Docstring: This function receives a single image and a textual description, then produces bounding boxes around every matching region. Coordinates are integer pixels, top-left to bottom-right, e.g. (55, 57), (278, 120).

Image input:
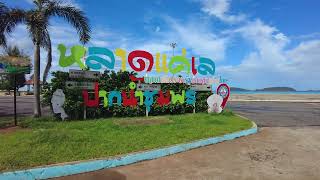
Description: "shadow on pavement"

(52, 169), (126, 180)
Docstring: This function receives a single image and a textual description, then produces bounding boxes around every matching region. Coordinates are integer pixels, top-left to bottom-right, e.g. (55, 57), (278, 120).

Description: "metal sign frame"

(69, 69), (100, 79)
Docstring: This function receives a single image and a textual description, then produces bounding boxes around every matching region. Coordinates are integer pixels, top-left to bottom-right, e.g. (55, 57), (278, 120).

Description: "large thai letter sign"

(57, 44), (215, 75)
(56, 44), (230, 115)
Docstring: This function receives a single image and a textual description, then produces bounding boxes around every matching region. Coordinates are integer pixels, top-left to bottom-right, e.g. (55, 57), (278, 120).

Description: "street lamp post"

(170, 42), (177, 56)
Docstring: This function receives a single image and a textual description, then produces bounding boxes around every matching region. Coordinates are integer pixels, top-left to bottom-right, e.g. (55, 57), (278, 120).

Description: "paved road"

(227, 101), (320, 127)
(1, 96), (320, 127)
(55, 127), (320, 180)
(0, 96), (35, 117)
(0, 96), (50, 118)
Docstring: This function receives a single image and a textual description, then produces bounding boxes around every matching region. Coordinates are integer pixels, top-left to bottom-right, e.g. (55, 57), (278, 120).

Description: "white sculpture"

(51, 89), (68, 120)
(207, 94), (223, 114)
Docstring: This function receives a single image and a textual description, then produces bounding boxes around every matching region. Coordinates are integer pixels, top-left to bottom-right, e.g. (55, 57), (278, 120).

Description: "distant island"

(231, 87), (297, 92)
(256, 87), (296, 92)
(230, 87), (251, 91)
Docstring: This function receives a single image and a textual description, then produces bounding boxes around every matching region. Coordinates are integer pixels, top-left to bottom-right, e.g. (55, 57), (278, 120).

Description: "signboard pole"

(84, 105), (87, 120)
(146, 107), (148, 117)
(193, 103), (196, 114)
(13, 74), (17, 126)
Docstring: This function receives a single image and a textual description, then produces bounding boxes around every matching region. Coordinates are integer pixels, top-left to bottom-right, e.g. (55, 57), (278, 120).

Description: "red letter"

(122, 90), (138, 107)
(129, 75), (145, 83)
(192, 57), (197, 75)
(82, 82), (99, 107)
(128, 50), (154, 72)
(157, 90), (171, 106)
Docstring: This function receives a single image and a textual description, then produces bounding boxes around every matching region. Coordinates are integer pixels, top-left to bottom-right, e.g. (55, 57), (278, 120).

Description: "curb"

(0, 121), (258, 180)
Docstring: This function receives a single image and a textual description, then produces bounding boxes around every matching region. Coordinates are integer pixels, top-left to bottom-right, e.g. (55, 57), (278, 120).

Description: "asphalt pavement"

(0, 96), (35, 117)
(227, 101), (320, 127)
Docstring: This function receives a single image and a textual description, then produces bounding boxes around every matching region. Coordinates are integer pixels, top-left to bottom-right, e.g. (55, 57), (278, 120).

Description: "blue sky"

(2, 0), (320, 90)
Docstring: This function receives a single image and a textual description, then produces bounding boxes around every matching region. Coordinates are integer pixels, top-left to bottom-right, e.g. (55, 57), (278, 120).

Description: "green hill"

(255, 87), (296, 92)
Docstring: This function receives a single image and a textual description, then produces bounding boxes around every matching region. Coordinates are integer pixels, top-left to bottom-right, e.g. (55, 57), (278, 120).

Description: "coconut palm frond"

(0, 7), (26, 47)
(46, 1), (91, 44)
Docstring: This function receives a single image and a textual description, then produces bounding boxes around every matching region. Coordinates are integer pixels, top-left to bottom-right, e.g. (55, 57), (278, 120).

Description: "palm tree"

(0, 0), (91, 117)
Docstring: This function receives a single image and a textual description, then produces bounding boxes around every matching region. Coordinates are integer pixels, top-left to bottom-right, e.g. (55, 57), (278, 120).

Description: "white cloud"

(292, 32), (320, 41)
(199, 0), (245, 23)
(168, 18), (227, 60)
(155, 26), (161, 32)
(195, 0), (320, 90)
(229, 19), (289, 65)
(217, 19), (320, 90)
(287, 40), (320, 73)
(133, 16), (228, 61)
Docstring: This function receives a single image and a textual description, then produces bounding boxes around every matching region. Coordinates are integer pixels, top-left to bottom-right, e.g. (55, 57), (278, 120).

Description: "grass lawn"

(0, 112), (252, 172)
(0, 116), (15, 129)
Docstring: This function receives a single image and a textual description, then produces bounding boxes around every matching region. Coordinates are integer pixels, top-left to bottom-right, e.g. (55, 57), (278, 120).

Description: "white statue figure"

(51, 89), (68, 120)
(207, 94), (223, 114)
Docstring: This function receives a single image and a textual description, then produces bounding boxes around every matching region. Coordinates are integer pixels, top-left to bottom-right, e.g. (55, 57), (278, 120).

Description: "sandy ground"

(230, 94), (320, 102)
(55, 127), (320, 180)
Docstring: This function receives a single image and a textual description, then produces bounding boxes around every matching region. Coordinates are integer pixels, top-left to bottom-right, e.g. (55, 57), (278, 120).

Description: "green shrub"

(42, 71), (211, 120)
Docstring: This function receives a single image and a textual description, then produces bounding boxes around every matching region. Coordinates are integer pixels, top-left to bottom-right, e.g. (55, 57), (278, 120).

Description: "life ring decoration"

(216, 83), (230, 109)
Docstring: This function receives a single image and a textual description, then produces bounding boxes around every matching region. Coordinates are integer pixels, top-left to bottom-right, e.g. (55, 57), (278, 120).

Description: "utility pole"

(170, 42), (177, 56)
(13, 74), (17, 126)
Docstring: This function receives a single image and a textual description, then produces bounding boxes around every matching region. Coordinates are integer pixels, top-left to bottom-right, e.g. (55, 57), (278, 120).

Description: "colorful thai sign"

(82, 81), (196, 112)
(58, 44), (215, 75)
(56, 44), (230, 116)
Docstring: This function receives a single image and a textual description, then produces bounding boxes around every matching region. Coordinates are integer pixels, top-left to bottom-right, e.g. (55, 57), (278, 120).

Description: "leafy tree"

(0, 73), (26, 93)
(0, 0), (91, 117)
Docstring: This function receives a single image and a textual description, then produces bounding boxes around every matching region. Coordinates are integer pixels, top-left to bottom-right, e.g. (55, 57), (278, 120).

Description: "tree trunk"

(33, 42), (41, 117)
(43, 43), (52, 83)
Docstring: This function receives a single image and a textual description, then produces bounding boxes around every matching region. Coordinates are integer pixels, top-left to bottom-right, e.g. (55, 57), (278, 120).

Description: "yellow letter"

(115, 48), (127, 71)
(182, 48), (186, 57)
(162, 54), (169, 73)
(155, 53), (161, 73)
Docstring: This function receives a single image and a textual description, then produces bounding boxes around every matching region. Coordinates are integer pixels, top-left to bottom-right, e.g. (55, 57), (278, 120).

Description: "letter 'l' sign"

(86, 47), (115, 70)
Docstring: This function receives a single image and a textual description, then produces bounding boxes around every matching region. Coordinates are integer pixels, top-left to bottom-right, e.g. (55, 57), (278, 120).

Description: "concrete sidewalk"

(55, 127), (320, 180)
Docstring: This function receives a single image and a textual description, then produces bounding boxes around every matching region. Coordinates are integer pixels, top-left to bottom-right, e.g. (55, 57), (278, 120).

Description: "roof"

(0, 56), (31, 67)
(25, 76), (43, 85)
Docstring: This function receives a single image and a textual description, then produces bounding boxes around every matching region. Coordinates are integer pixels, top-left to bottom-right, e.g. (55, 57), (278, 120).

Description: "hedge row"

(42, 71), (211, 120)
